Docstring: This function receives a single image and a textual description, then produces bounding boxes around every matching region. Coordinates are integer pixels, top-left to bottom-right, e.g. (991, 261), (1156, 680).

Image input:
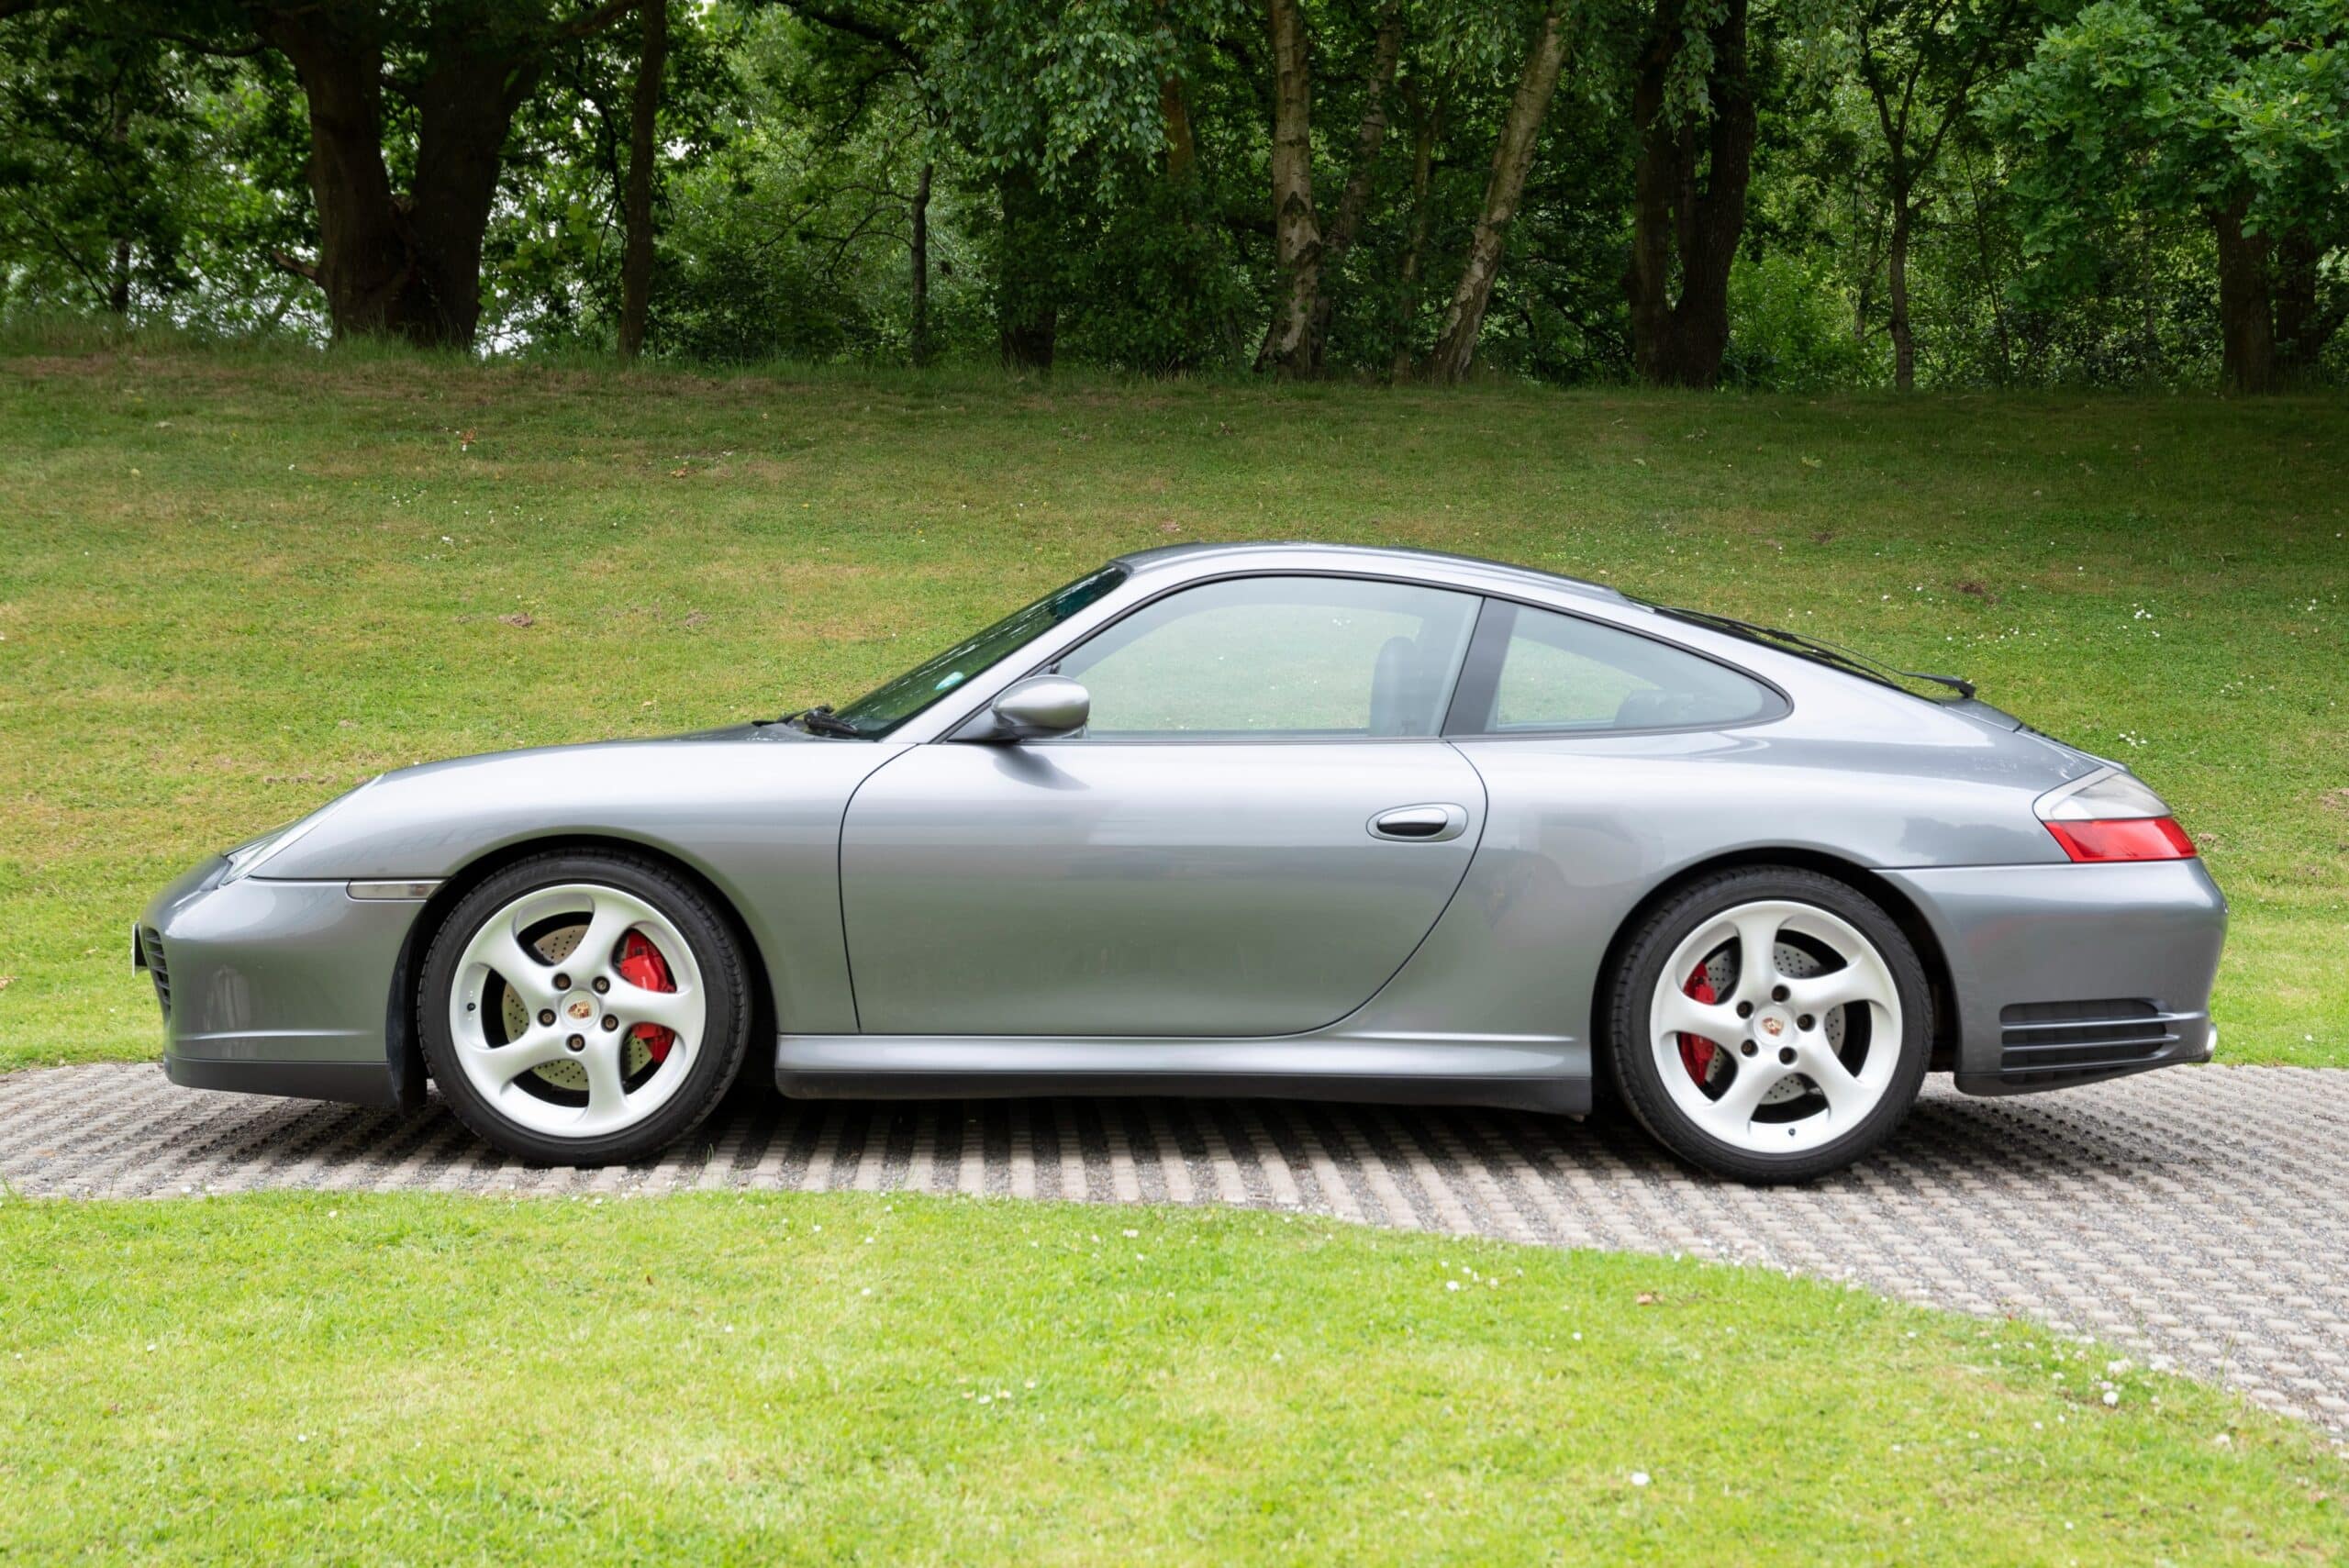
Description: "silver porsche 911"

(137, 543), (2224, 1181)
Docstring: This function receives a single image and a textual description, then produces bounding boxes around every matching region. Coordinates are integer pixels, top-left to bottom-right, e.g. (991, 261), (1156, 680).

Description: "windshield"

(827, 564), (1129, 736)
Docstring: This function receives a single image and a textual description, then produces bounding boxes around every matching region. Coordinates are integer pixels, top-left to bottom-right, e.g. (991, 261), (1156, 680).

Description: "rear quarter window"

(1459, 602), (1780, 734)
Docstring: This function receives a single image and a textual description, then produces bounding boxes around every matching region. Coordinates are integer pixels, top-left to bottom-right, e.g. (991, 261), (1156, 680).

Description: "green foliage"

(1057, 180), (1252, 373)
(0, 15), (308, 330)
(1720, 251), (1873, 389)
(1990, 0), (2349, 266)
(0, 0), (2341, 383)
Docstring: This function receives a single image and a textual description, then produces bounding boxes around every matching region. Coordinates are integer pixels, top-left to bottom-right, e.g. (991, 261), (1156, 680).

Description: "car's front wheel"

(418, 851), (752, 1164)
(1606, 867), (1932, 1183)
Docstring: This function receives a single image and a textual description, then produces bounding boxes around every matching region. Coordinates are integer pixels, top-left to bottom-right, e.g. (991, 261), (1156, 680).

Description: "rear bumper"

(138, 859), (421, 1107)
(1880, 859), (2225, 1097)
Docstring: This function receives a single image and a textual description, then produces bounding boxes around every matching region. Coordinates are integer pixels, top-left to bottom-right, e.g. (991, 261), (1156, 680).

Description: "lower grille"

(139, 927), (171, 1021)
(1998, 998), (2179, 1080)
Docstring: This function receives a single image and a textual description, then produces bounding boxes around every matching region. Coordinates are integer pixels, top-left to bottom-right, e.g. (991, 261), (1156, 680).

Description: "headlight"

(219, 777), (379, 884)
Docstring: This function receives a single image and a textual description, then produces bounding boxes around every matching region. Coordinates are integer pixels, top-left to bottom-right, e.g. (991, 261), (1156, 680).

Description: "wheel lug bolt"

(538, 1008), (556, 1027)
(1740, 1040), (1757, 1057)
(1735, 1002), (1753, 1018)
(1771, 984), (1790, 1003)
(553, 973), (571, 991)
(566, 1034), (585, 1051)
(602, 1015), (619, 1032)
(1778, 1046), (1797, 1065)
(593, 976), (610, 994)
(1797, 1014), (1815, 1031)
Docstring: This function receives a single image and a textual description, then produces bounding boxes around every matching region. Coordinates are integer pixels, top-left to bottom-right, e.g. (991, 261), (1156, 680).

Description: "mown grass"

(0, 343), (2343, 1068)
(1, 1190), (2343, 1564)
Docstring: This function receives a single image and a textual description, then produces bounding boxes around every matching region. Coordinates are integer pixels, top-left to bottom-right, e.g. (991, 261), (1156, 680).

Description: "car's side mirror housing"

(980, 674), (1090, 740)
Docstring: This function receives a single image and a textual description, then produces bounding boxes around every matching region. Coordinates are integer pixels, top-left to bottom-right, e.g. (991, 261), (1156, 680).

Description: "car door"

(840, 574), (1490, 1038)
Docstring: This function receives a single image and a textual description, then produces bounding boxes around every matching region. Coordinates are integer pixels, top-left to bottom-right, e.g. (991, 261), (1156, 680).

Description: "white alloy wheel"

(445, 882), (709, 1140)
(1645, 898), (1903, 1155)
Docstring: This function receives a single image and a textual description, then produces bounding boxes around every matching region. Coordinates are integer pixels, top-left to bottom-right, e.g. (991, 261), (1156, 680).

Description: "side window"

(1054, 575), (1479, 739)
(1462, 603), (1778, 733)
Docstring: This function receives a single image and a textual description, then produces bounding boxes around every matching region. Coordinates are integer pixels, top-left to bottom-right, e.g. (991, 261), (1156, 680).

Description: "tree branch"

(559, 0), (642, 40)
(783, 1), (922, 70)
(270, 249), (322, 285)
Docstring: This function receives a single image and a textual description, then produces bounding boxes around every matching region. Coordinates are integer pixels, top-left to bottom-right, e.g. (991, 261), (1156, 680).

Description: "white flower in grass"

(1630, 1472), (1651, 1487)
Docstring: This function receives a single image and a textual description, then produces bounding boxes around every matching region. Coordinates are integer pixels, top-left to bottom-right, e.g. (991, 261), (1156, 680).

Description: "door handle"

(1369, 804), (1468, 843)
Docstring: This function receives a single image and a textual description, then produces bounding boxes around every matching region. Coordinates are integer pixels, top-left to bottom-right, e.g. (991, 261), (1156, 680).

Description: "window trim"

(1439, 596), (1792, 740)
(927, 568), (1794, 747)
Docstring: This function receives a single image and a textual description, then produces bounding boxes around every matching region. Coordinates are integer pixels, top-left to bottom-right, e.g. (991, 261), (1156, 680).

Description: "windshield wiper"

(779, 704), (866, 738)
(1661, 606), (1976, 699)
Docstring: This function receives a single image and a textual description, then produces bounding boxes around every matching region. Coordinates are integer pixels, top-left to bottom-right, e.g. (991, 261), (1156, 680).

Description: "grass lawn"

(0, 343), (2343, 1068)
(0, 1190), (2342, 1563)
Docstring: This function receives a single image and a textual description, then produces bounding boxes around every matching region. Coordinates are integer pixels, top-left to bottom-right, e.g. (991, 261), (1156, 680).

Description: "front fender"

(259, 730), (907, 1035)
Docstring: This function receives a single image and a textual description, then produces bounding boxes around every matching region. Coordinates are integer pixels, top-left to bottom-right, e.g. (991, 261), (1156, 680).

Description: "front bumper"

(137, 857), (426, 1106)
(1881, 859), (2226, 1097)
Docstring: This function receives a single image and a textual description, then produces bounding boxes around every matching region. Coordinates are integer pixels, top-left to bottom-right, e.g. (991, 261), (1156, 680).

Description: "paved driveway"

(6, 1061), (2345, 1440)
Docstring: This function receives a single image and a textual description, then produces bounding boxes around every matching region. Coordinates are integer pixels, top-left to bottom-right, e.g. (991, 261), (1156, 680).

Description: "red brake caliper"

(1677, 962), (1719, 1085)
(618, 930), (677, 1062)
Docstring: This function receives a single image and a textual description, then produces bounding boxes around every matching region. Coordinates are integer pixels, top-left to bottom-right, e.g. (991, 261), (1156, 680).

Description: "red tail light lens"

(2045, 816), (2197, 862)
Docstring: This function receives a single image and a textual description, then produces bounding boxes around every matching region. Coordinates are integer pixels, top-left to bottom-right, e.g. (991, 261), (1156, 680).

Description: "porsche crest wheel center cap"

(1756, 1010), (1794, 1041)
(563, 995), (597, 1024)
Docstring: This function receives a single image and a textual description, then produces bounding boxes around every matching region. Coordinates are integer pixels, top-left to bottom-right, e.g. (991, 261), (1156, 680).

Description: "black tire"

(418, 850), (753, 1164)
(1604, 866), (1932, 1184)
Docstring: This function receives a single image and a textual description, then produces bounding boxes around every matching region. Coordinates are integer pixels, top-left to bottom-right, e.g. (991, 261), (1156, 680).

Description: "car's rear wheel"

(419, 851), (751, 1164)
(1606, 867), (1931, 1183)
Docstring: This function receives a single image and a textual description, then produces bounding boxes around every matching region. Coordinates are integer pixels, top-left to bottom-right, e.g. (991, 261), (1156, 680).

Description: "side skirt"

(774, 1034), (1590, 1117)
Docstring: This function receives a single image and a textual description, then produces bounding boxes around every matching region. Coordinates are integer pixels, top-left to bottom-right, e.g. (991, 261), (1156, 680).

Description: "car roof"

(1109, 540), (1629, 605)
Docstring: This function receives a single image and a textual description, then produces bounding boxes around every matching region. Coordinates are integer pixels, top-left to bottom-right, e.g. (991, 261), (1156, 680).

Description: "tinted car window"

(1464, 602), (1777, 733)
(1054, 575), (1479, 739)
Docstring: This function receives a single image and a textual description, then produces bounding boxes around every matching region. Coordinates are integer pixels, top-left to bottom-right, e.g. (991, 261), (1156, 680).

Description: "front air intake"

(139, 927), (171, 1021)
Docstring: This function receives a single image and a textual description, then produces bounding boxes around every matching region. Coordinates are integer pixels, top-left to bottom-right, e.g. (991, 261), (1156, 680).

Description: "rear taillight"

(2044, 816), (2196, 862)
(2035, 768), (2197, 862)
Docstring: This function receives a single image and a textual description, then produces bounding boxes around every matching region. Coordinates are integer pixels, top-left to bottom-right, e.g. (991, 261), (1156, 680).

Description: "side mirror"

(986, 674), (1090, 740)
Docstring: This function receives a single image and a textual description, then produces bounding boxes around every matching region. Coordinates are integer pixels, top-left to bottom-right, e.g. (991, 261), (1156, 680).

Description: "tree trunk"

(259, 12), (543, 349)
(2274, 230), (2344, 383)
(1389, 84), (1436, 379)
(1161, 73), (1197, 183)
(2211, 201), (2277, 395)
(407, 35), (538, 349)
(909, 160), (933, 367)
(261, 15), (414, 340)
(109, 237), (132, 318)
(1322, 1), (1401, 264)
(106, 101), (132, 318)
(996, 171), (1059, 370)
(1887, 197), (1914, 391)
(1255, 0), (1322, 375)
(1427, 6), (1571, 384)
(1624, 0), (1756, 388)
(618, 0), (666, 360)
(1302, 0), (1404, 369)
